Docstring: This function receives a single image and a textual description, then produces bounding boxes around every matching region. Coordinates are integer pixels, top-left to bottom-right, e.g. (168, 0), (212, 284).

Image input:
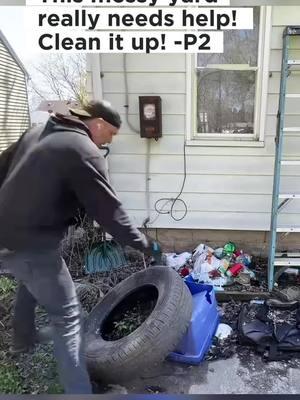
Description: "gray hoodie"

(0, 114), (148, 252)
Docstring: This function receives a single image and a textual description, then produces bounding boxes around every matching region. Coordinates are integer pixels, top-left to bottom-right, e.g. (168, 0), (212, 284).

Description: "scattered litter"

(179, 267), (190, 277)
(217, 258), (230, 275)
(164, 252), (192, 271)
(250, 299), (265, 305)
(214, 248), (224, 259)
(267, 307), (299, 325)
(235, 272), (251, 286)
(223, 242), (236, 256)
(194, 254), (220, 275)
(274, 286), (300, 302)
(215, 323), (233, 340)
(192, 243), (214, 261)
(191, 273), (229, 291)
(145, 385), (166, 394)
(217, 305), (225, 317)
(226, 263), (244, 277)
(236, 253), (252, 267)
(205, 335), (237, 361)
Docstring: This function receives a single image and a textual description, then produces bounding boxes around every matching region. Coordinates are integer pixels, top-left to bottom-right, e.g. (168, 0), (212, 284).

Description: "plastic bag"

(164, 252), (191, 271)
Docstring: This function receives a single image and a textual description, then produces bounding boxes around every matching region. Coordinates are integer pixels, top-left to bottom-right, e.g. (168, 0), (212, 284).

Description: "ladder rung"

(281, 160), (300, 165)
(283, 127), (300, 132)
(276, 252), (300, 257)
(285, 94), (300, 98)
(274, 258), (300, 266)
(279, 194), (300, 199)
(286, 26), (300, 36)
(288, 60), (300, 65)
(277, 226), (300, 232)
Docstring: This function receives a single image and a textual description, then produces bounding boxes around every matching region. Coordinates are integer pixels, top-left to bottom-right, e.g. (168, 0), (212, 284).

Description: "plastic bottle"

(218, 258), (230, 275)
(236, 253), (252, 267)
(214, 247), (224, 259)
(223, 242), (236, 257)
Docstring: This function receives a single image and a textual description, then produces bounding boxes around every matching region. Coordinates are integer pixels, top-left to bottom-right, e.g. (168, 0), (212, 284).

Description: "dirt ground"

(1, 253), (300, 394)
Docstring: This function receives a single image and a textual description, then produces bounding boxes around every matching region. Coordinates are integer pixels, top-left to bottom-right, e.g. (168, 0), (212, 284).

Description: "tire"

(84, 266), (193, 382)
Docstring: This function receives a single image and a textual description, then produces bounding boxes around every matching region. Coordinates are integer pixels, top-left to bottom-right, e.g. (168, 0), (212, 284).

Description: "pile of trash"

(162, 242), (257, 291)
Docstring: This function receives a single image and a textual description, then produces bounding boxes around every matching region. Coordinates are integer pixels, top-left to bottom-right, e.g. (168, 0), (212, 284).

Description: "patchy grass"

(0, 345), (63, 394)
(0, 360), (23, 394)
(0, 276), (62, 394)
(16, 345), (63, 394)
(0, 277), (16, 300)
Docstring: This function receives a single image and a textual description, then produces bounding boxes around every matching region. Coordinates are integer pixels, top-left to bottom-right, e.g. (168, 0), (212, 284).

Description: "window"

(191, 6), (271, 144)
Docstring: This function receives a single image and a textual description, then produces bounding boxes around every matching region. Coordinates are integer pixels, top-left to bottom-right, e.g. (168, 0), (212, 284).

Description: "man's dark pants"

(0, 249), (92, 394)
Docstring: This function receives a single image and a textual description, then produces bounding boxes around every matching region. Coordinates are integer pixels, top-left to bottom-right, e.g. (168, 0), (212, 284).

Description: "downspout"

(90, 54), (103, 101)
(123, 54), (151, 229)
(90, 53), (108, 233)
(89, 54), (108, 176)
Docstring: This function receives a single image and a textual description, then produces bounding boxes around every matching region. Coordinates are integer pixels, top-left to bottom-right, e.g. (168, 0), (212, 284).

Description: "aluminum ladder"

(268, 26), (300, 291)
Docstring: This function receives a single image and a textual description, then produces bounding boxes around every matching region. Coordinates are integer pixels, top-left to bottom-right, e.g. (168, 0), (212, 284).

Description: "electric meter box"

(139, 96), (162, 140)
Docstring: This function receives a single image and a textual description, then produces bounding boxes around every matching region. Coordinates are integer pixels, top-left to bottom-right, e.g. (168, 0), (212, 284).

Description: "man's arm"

(68, 153), (150, 253)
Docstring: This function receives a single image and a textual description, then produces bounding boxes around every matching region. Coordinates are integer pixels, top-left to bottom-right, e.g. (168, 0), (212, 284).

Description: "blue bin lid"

(184, 276), (213, 304)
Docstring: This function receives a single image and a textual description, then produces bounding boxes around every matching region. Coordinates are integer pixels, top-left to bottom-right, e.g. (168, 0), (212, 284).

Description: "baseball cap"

(69, 100), (122, 129)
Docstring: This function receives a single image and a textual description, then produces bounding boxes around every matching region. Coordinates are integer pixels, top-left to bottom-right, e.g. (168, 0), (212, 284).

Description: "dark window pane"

(197, 70), (256, 134)
(197, 7), (260, 67)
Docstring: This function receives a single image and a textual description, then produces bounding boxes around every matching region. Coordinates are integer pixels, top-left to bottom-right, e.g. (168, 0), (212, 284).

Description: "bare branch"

(28, 54), (87, 109)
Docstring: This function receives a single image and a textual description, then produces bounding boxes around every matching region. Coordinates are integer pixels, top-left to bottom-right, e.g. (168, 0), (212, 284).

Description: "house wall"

(87, 6), (300, 242)
(0, 38), (30, 152)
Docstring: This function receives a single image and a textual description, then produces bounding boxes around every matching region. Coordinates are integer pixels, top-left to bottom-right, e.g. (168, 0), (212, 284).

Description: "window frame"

(186, 6), (272, 147)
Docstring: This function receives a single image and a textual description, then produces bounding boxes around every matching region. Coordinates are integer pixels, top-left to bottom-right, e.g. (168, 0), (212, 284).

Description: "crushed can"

(226, 263), (244, 277)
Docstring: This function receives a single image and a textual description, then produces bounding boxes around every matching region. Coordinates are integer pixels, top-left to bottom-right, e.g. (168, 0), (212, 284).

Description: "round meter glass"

(143, 103), (156, 120)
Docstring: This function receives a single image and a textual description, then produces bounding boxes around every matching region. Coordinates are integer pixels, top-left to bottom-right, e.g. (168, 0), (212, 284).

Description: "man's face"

(86, 118), (119, 146)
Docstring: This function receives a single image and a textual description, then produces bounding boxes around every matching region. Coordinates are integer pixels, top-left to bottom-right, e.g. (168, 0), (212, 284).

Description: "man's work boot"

(9, 342), (35, 356)
(10, 325), (54, 355)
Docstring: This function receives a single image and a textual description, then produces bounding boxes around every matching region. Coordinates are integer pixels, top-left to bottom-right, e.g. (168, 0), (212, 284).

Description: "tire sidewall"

(84, 266), (180, 359)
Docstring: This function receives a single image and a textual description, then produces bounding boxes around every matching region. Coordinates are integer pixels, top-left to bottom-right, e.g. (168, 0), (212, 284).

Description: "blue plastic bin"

(168, 276), (219, 364)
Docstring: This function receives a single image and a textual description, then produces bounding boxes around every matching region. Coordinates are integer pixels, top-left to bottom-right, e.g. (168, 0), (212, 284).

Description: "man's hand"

(145, 239), (162, 265)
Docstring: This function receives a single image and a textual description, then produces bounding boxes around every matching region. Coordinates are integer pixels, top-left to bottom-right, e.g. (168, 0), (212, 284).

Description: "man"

(0, 101), (157, 394)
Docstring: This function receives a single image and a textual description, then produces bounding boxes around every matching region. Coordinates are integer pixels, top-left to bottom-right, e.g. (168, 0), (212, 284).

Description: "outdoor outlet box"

(139, 96), (162, 140)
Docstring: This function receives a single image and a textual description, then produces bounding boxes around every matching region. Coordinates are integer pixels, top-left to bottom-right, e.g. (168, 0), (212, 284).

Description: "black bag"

(0, 130), (27, 189)
(238, 302), (300, 361)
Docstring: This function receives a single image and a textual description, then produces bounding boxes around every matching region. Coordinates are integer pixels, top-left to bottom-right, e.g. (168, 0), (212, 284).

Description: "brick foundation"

(142, 228), (300, 257)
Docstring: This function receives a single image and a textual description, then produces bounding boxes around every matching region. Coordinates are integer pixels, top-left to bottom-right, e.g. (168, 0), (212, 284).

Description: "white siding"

(88, 5), (300, 231)
(0, 38), (30, 151)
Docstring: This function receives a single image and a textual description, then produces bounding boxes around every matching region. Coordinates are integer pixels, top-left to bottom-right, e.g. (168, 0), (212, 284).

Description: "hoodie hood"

(45, 113), (92, 139)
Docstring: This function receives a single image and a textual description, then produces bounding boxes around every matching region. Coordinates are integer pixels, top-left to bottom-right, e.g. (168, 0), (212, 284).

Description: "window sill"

(186, 139), (265, 148)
